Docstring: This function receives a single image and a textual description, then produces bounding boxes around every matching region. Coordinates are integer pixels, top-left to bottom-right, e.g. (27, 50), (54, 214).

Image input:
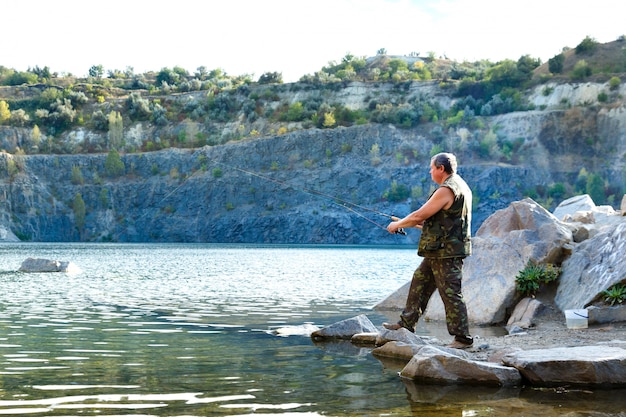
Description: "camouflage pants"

(400, 257), (471, 342)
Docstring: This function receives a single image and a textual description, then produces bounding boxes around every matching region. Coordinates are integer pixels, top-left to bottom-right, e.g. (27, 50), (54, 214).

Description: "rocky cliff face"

(0, 81), (625, 244)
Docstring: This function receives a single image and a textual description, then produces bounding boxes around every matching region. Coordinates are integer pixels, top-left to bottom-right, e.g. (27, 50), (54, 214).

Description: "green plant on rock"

(515, 260), (561, 297)
(602, 283), (626, 306)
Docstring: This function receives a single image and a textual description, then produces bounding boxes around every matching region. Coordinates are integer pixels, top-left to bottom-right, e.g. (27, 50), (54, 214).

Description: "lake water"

(0, 243), (625, 416)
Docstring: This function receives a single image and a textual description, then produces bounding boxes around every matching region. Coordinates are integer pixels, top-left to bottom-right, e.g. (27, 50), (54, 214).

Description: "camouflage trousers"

(399, 257), (471, 342)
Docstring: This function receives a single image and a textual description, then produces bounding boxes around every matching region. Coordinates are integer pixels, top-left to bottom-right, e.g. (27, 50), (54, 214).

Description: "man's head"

(431, 152), (457, 174)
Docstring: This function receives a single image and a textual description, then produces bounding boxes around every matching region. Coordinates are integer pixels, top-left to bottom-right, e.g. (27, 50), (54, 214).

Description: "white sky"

(3, 0), (624, 82)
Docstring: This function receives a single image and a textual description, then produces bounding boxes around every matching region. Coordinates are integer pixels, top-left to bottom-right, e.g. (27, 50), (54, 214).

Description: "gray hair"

(431, 152), (457, 174)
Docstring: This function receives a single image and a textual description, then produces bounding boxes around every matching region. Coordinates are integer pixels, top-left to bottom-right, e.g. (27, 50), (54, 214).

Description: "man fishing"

(383, 152), (473, 349)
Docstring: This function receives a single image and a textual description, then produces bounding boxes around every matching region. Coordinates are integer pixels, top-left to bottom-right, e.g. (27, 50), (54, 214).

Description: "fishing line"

(212, 160), (406, 235)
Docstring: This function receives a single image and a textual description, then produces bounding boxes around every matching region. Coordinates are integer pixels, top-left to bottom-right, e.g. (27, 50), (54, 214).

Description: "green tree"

(71, 165), (85, 185)
(572, 60), (592, 80)
(0, 100), (10, 124)
(322, 112), (336, 128)
(156, 67), (180, 86)
(107, 111), (123, 149)
(258, 72), (283, 84)
(31, 125), (41, 150)
(575, 36), (598, 54)
(284, 102), (305, 121)
(586, 173), (605, 204)
(384, 180), (410, 202)
(73, 193), (86, 235)
(104, 149), (125, 178)
(548, 53), (565, 74)
(89, 65), (104, 78)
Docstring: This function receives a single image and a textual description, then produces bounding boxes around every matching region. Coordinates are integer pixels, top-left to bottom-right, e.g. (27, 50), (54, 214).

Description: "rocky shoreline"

(309, 308), (626, 388)
(308, 194), (626, 388)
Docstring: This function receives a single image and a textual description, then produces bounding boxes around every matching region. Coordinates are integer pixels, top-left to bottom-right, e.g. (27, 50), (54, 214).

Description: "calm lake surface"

(0, 243), (625, 417)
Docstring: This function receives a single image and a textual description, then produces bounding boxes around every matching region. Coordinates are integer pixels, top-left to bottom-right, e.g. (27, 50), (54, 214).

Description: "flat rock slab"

(502, 345), (626, 386)
(401, 345), (522, 387)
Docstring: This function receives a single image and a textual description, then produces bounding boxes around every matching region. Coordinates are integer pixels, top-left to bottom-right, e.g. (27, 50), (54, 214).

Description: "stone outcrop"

(18, 257), (81, 273)
(555, 221), (626, 310)
(0, 126), (549, 245)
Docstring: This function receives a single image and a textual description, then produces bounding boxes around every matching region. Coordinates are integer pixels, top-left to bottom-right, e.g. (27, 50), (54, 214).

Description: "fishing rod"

(213, 160), (406, 235)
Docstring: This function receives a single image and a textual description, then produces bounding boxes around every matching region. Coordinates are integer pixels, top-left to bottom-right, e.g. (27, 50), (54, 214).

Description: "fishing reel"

(389, 216), (406, 235)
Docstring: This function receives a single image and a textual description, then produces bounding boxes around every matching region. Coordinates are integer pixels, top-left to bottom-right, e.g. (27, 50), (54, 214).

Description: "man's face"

(429, 162), (445, 184)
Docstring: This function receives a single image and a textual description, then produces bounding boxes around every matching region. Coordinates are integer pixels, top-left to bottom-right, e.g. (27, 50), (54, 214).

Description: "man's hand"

(387, 221), (401, 234)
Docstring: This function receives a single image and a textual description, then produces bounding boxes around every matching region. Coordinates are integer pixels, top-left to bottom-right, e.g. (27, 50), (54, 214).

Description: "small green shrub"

(515, 261), (561, 297)
(602, 283), (626, 306)
(383, 180), (410, 202)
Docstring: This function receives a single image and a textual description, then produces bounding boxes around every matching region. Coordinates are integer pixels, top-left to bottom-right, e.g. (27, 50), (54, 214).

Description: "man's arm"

(387, 187), (453, 233)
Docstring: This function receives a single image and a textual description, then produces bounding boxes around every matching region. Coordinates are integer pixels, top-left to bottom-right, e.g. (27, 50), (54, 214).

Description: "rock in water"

(18, 257), (81, 273)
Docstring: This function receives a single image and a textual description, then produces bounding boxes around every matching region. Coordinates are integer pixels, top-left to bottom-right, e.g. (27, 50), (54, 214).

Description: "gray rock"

(0, 225), (20, 242)
(376, 199), (574, 325)
(553, 194), (596, 221)
(376, 327), (429, 347)
(587, 305), (626, 325)
(400, 345), (522, 387)
(428, 199), (571, 324)
(555, 222), (626, 310)
(475, 198), (573, 265)
(351, 332), (378, 345)
(18, 257), (80, 273)
(502, 345), (626, 386)
(507, 298), (545, 330)
(372, 341), (425, 361)
(310, 314), (377, 340)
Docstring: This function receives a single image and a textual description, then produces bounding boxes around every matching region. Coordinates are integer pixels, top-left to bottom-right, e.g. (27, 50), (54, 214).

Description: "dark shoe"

(446, 340), (473, 350)
(382, 321), (413, 332)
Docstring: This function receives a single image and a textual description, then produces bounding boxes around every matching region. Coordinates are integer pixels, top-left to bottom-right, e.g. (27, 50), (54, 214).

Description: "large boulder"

(555, 222), (626, 310)
(502, 346), (626, 386)
(396, 199), (571, 324)
(474, 198), (572, 265)
(554, 194), (624, 241)
(552, 194), (596, 220)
